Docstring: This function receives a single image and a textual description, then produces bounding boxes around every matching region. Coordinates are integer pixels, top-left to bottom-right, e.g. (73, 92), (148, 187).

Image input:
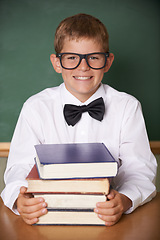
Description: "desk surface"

(0, 193), (160, 240)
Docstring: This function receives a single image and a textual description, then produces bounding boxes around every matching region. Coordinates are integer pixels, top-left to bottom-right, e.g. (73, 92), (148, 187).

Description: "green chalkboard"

(0, 0), (160, 141)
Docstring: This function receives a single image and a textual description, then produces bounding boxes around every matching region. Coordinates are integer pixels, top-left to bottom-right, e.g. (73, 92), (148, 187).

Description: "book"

(34, 193), (106, 210)
(26, 165), (110, 195)
(36, 210), (105, 225)
(34, 142), (117, 179)
(26, 165), (109, 226)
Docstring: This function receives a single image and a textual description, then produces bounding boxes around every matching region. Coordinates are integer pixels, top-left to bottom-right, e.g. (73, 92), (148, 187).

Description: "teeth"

(75, 76), (91, 80)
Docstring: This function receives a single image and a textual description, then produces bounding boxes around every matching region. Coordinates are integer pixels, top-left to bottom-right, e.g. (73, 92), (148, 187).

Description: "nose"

(77, 58), (90, 71)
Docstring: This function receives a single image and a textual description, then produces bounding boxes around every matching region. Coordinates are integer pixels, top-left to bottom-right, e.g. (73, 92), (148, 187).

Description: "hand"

(16, 186), (48, 225)
(94, 189), (132, 226)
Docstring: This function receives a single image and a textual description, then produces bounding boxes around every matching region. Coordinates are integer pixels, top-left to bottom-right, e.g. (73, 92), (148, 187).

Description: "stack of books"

(26, 143), (118, 225)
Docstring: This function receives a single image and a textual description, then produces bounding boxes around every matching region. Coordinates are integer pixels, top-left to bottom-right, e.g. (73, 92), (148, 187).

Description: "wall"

(0, 0), (160, 141)
(0, 158), (7, 194)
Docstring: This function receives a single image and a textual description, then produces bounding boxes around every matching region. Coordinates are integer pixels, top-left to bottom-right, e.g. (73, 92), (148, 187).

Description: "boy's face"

(51, 38), (114, 102)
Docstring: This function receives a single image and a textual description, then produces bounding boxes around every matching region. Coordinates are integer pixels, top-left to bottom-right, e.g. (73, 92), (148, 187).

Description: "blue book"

(34, 143), (118, 180)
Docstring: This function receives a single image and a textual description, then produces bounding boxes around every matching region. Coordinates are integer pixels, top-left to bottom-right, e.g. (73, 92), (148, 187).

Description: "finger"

(96, 198), (117, 209)
(19, 187), (33, 200)
(107, 189), (116, 200)
(22, 201), (47, 214)
(94, 204), (120, 216)
(97, 211), (122, 225)
(20, 186), (28, 194)
(22, 207), (48, 222)
(19, 187), (34, 199)
(105, 219), (119, 227)
(20, 196), (45, 207)
(24, 217), (39, 225)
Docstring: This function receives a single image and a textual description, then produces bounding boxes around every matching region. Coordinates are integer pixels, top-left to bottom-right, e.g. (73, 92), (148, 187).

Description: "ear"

(103, 53), (114, 73)
(50, 54), (62, 73)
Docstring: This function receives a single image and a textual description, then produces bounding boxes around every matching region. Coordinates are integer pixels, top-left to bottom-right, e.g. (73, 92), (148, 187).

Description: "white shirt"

(1, 83), (157, 215)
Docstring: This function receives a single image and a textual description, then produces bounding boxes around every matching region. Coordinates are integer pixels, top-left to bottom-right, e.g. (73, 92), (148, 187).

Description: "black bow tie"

(63, 97), (105, 126)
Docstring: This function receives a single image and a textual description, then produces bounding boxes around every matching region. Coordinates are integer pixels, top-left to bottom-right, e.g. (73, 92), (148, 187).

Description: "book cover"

(34, 142), (118, 179)
(26, 165), (110, 195)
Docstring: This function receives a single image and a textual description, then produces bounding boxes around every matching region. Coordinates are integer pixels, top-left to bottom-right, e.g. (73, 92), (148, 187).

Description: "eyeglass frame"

(56, 52), (109, 70)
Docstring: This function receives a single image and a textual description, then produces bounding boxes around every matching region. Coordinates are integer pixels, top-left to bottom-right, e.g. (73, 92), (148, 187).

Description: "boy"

(1, 13), (157, 226)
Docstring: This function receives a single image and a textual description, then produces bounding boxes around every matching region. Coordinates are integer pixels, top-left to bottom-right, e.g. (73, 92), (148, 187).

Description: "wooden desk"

(0, 193), (160, 240)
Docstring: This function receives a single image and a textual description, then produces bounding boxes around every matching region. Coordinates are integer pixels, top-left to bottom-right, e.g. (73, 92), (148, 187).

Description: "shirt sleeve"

(112, 99), (157, 214)
(1, 103), (42, 214)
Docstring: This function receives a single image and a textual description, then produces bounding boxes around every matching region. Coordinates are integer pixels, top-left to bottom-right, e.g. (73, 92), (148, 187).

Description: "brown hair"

(54, 13), (109, 53)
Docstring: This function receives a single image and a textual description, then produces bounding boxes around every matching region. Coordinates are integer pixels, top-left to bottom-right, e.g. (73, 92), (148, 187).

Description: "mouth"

(73, 76), (93, 80)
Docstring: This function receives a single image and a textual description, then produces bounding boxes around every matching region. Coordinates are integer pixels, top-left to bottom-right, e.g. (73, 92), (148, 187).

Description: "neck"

(64, 84), (101, 103)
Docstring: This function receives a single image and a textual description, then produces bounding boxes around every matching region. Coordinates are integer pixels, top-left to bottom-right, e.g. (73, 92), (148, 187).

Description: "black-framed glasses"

(56, 52), (109, 70)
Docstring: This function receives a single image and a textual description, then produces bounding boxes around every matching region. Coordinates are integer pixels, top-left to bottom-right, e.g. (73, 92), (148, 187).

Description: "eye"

(68, 56), (76, 60)
(65, 54), (78, 60)
(88, 54), (100, 60)
(90, 56), (98, 60)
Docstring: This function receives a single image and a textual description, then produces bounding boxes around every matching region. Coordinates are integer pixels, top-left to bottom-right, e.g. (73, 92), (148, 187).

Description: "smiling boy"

(1, 13), (157, 226)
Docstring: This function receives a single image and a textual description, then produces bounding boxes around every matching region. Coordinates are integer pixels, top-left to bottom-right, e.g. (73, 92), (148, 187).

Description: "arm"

(114, 100), (157, 213)
(95, 99), (157, 226)
(1, 103), (43, 214)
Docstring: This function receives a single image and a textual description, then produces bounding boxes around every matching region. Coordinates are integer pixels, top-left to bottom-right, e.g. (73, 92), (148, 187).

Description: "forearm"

(1, 164), (33, 214)
(113, 171), (157, 214)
